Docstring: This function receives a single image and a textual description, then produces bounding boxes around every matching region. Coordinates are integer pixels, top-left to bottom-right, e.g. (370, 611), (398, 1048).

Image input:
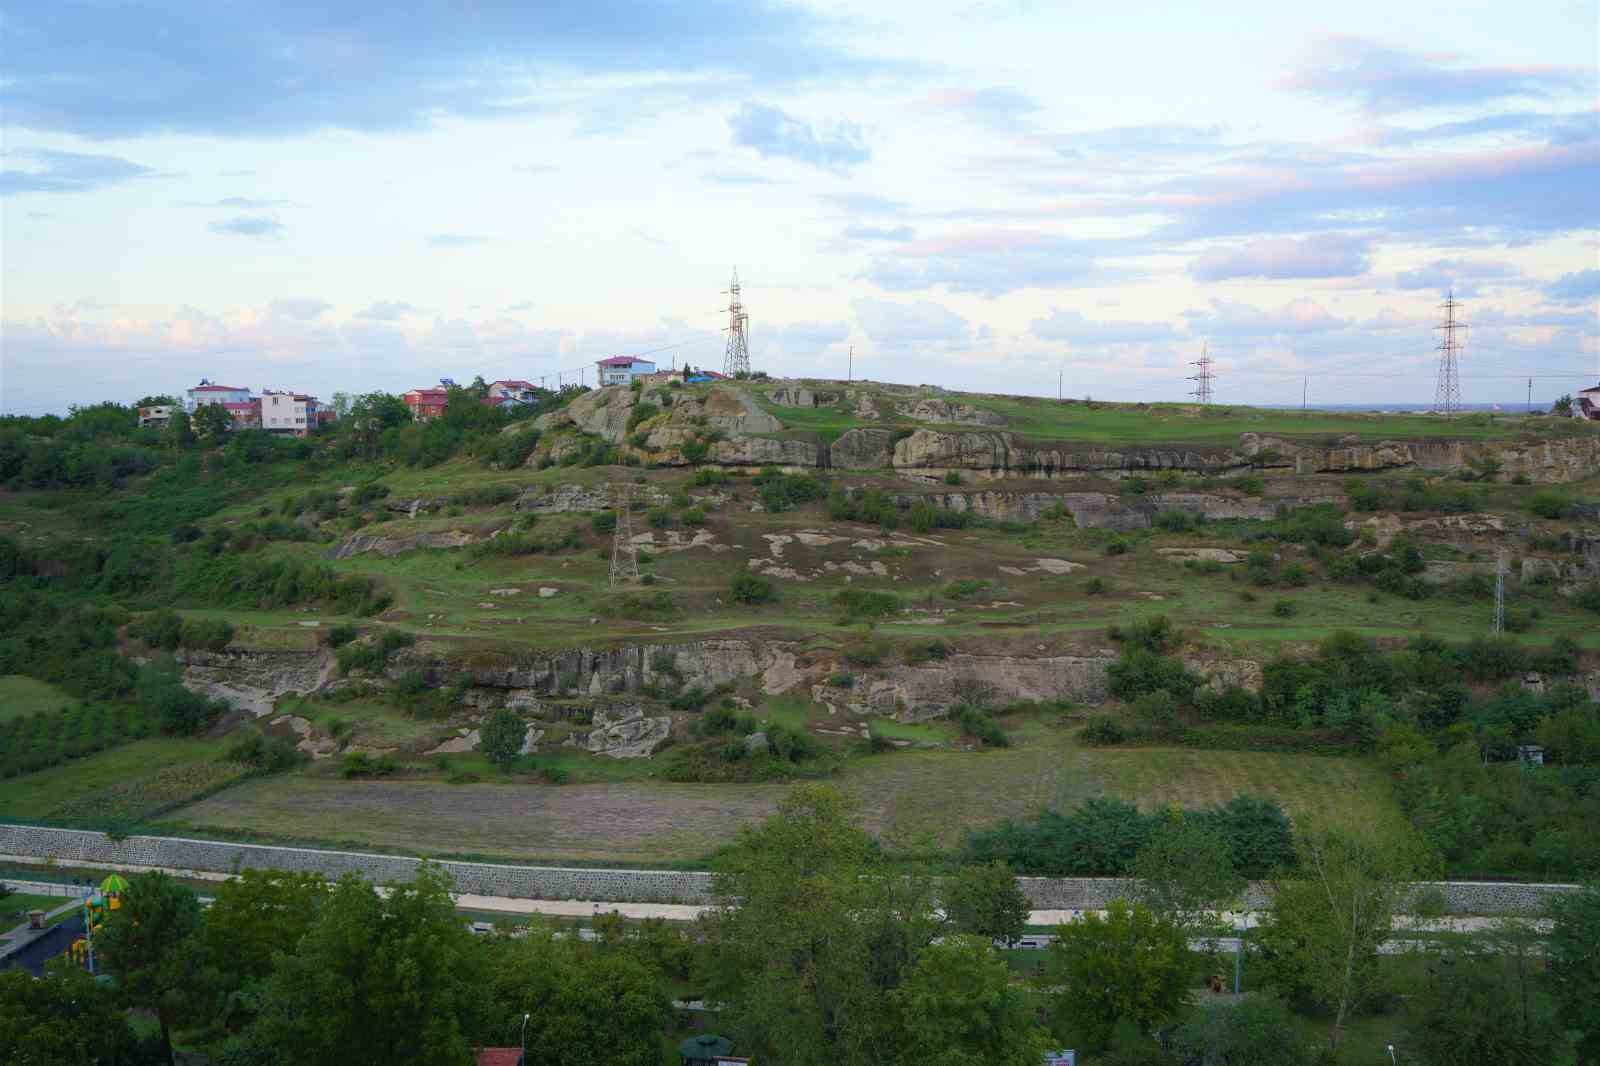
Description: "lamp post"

(520, 1012), (530, 1066)
(1387, 1045), (1397, 1065)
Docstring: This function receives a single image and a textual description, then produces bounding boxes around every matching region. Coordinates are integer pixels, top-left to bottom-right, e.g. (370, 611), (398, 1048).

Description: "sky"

(1, 0), (1597, 415)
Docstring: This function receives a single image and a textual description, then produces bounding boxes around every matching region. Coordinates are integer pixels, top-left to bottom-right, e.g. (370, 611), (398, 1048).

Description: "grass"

(0, 675), (74, 720)
(0, 737), (234, 823)
(161, 732), (1399, 865)
(0, 891), (75, 926)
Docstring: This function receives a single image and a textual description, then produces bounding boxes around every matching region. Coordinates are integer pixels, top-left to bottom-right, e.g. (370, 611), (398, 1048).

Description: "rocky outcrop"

(584, 705), (671, 758)
(891, 430), (1246, 480)
(769, 385), (844, 408)
(830, 428), (899, 469)
(325, 528), (492, 560)
(899, 399), (1007, 427)
(708, 436), (819, 467)
(890, 490), (1276, 529)
(1238, 432), (1600, 484)
(538, 387), (636, 444)
(513, 483), (614, 513)
(854, 653), (1114, 721)
(700, 386), (782, 434)
(178, 648), (334, 716)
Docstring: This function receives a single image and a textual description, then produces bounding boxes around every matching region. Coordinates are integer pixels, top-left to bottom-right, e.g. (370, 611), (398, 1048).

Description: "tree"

(1132, 813), (1245, 934)
(1546, 884), (1600, 1063)
(1045, 899), (1194, 1053)
(201, 869), (329, 1033)
(889, 935), (1046, 1065)
(192, 402), (234, 442)
(1251, 821), (1437, 1051)
(163, 409), (195, 449)
(235, 865), (483, 1066)
(480, 707), (526, 773)
(136, 394), (181, 407)
(0, 963), (145, 1065)
(943, 860), (1031, 946)
(96, 870), (207, 1064)
(1408, 942), (1563, 1065)
(481, 927), (667, 1066)
(730, 571), (775, 605)
(704, 785), (914, 1065)
(1552, 394), (1574, 417)
(1171, 994), (1313, 1066)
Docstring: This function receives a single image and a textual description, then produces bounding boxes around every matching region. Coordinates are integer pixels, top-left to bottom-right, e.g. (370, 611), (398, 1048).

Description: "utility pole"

(1058, 363), (1064, 401)
(1492, 551), (1506, 635)
(1527, 376), (1533, 414)
(848, 344), (853, 383)
(1302, 376), (1308, 413)
(608, 484), (640, 589)
(1432, 291), (1466, 418)
(721, 268), (751, 378)
(1188, 342), (1215, 405)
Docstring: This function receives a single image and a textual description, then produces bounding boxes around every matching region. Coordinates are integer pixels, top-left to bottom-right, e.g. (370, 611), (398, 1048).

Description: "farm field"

(0, 737), (235, 823)
(162, 732), (1398, 865)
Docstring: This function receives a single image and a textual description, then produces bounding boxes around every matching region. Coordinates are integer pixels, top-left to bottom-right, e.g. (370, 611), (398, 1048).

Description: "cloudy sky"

(2, 0), (1597, 415)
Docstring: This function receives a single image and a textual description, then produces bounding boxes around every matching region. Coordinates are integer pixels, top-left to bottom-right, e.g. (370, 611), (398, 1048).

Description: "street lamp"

(520, 1012), (530, 1066)
(1387, 1044), (1397, 1065)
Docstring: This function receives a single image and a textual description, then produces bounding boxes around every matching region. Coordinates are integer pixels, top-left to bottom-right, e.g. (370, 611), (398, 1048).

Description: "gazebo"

(677, 1033), (734, 1065)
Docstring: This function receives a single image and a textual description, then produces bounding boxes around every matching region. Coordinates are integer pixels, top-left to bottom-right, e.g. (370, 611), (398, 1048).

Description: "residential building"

(224, 400), (261, 430)
(185, 381), (252, 412)
(260, 390), (317, 436)
(404, 387), (449, 421)
(137, 404), (177, 428)
(1577, 382), (1600, 421)
(486, 379), (539, 409)
(595, 356), (657, 386)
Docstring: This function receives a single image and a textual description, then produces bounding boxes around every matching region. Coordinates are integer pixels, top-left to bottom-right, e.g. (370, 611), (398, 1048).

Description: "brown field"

(166, 732), (1397, 865)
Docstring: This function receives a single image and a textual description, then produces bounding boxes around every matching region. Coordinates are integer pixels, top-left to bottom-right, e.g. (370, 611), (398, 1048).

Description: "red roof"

(493, 379), (535, 389)
(191, 384), (246, 392)
(476, 1051), (521, 1066)
(597, 355), (650, 367)
(405, 388), (448, 401)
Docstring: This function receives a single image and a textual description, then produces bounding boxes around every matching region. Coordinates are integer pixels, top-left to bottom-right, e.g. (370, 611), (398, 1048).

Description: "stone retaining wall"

(0, 825), (1576, 914)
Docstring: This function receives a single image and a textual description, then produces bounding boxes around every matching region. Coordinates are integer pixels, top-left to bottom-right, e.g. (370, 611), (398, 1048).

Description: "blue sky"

(2, 0), (1596, 414)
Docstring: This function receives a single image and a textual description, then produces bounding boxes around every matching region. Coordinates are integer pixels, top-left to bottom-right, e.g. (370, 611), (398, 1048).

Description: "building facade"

(595, 356), (657, 386)
(137, 404), (177, 428)
(224, 400), (261, 429)
(1577, 383), (1600, 421)
(185, 382), (252, 412)
(260, 391), (317, 436)
(404, 387), (449, 421)
(486, 379), (539, 408)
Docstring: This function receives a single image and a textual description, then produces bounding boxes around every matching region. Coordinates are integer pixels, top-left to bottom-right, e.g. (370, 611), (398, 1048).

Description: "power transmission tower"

(1432, 291), (1467, 418)
(1188, 342), (1215, 404)
(1492, 551), (1506, 635)
(607, 484), (640, 589)
(721, 267), (750, 378)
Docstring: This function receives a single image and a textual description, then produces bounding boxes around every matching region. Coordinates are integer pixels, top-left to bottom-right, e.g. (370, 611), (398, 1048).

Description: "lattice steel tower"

(1492, 551), (1506, 635)
(607, 484), (640, 589)
(1188, 342), (1216, 405)
(1432, 291), (1467, 418)
(721, 267), (750, 378)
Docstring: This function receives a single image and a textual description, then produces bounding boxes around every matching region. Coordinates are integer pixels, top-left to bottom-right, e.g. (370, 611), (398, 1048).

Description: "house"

(595, 356), (657, 386)
(260, 391), (318, 436)
(137, 404), (177, 428)
(223, 400), (261, 430)
(185, 381), (252, 413)
(404, 387), (450, 421)
(486, 379), (539, 409)
(1577, 382), (1600, 421)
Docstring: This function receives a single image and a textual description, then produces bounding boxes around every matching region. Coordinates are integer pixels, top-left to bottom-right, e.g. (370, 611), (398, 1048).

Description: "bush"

(840, 641), (885, 667)
(903, 639), (952, 665)
(730, 572), (775, 605)
(1107, 648), (1193, 702)
(943, 470), (962, 485)
(326, 623), (359, 648)
(941, 579), (990, 600)
(1529, 491), (1572, 519)
(1081, 715), (1127, 745)
(591, 511), (618, 534)
(832, 588), (898, 624)
(1085, 577), (1107, 595)
(1272, 599), (1297, 617)
(1103, 539), (1129, 556)
(682, 507), (706, 526)
(953, 704), (1008, 747)
(335, 630), (414, 675)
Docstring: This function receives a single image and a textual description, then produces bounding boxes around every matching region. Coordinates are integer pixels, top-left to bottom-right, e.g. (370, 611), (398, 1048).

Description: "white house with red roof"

(595, 355), (656, 386)
(185, 380), (252, 413)
(486, 379), (539, 408)
(1577, 382), (1600, 421)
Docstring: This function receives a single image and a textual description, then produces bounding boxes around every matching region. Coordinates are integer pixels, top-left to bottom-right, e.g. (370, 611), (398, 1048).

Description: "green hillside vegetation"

(1, 379), (1597, 881)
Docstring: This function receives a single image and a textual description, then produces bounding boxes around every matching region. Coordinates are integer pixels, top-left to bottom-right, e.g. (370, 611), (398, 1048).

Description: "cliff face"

(894, 490), (1279, 528)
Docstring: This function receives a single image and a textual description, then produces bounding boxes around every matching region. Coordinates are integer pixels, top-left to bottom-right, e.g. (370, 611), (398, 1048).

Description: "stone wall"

(0, 825), (1575, 915)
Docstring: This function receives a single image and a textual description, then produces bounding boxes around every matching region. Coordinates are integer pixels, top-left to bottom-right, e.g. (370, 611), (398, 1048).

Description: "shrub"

(942, 579), (991, 600)
(943, 470), (963, 485)
(1103, 539), (1129, 556)
(1272, 599), (1297, 617)
(826, 672), (854, 688)
(1528, 491), (1572, 519)
(1154, 510), (1200, 533)
(832, 588), (898, 624)
(1107, 648), (1193, 702)
(1234, 475), (1264, 495)
(903, 639), (952, 665)
(1081, 715), (1127, 745)
(953, 704), (1008, 747)
(840, 641), (885, 667)
(647, 507), (671, 529)
(682, 507), (706, 526)
(591, 511), (618, 534)
(1085, 577), (1107, 595)
(730, 572), (775, 605)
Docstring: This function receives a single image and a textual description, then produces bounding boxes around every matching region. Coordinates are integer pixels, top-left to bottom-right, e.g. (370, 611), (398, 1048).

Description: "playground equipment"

(71, 874), (129, 972)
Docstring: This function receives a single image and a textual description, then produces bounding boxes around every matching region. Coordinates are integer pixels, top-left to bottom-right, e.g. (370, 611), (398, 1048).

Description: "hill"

(1, 378), (1597, 878)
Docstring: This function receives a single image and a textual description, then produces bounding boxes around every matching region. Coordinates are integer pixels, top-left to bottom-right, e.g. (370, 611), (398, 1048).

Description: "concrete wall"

(0, 824), (1576, 914)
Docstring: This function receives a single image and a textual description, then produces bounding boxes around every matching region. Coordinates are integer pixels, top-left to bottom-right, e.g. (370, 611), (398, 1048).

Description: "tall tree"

(163, 408), (195, 449)
(1252, 820), (1438, 1052)
(943, 859), (1032, 946)
(480, 708), (526, 773)
(191, 402), (234, 442)
(1171, 994), (1313, 1066)
(0, 963), (145, 1066)
(1045, 899), (1194, 1052)
(703, 785), (915, 1066)
(1409, 939), (1563, 1065)
(1132, 812), (1245, 935)
(236, 865), (484, 1066)
(1546, 883), (1600, 1063)
(95, 870), (207, 1064)
(889, 934), (1046, 1065)
(201, 869), (329, 1033)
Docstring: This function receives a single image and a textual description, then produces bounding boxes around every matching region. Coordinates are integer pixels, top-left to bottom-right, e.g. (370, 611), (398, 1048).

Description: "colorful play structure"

(68, 873), (128, 971)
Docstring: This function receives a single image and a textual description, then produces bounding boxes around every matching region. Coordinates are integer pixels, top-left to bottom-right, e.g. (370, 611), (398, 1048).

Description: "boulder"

(708, 436), (819, 467)
(584, 706), (672, 758)
(830, 428), (899, 469)
(900, 398), (1007, 426)
(742, 731), (770, 757)
(701, 386), (782, 434)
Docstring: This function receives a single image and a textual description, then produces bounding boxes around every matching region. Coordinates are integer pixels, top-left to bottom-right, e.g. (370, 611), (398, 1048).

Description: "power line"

(1432, 291), (1467, 418)
(608, 484), (640, 589)
(1188, 342), (1215, 404)
(721, 267), (750, 378)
